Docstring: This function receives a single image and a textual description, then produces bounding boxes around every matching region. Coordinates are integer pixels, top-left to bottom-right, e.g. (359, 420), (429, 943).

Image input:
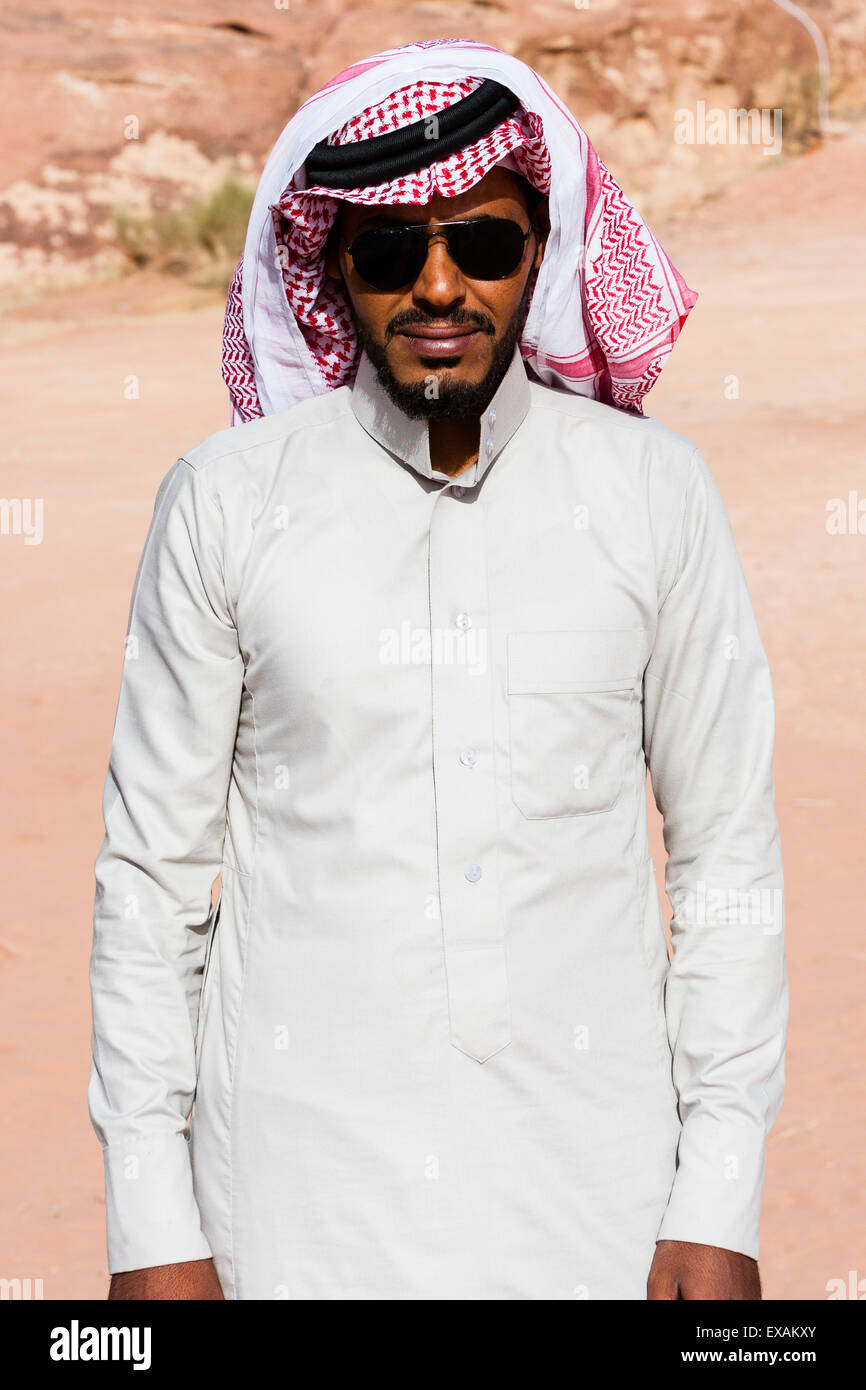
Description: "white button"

(460, 747), (477, 768)
(455, 612), (472, 631)
(452, 485), (465, 499)
(487, 407), (496, 426)
(485, 438), (494, 457)
(465, 863), (483, 883)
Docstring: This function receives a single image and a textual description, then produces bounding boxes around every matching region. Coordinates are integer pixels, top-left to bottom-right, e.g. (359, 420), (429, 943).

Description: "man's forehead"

(340, 168), (529, 231)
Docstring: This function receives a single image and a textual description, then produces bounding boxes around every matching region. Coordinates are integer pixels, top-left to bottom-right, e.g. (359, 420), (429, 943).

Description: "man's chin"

(362, 337), (512, 421)
(379, 373), (495, 421)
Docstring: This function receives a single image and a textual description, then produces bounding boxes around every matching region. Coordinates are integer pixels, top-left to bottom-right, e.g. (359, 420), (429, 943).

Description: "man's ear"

(531, 196), (550, 271)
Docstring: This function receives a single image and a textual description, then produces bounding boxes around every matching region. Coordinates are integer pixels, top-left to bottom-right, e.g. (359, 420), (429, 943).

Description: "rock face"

(1, 0), (863, 292)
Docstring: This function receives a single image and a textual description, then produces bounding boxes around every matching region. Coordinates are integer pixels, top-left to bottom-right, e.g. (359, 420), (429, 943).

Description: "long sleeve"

(644, 447), (788, 1261)
(88, 457), (245, 1275)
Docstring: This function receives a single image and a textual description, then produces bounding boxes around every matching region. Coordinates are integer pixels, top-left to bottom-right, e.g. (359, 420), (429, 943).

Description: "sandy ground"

(1, 130), (864, 1301)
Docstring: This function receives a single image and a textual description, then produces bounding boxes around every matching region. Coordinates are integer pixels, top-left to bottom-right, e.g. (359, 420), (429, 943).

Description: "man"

(89, 39), (788, 1301)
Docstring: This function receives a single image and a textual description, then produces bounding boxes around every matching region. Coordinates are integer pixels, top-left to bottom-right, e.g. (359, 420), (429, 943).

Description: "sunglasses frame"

(342, 216), (535, 289)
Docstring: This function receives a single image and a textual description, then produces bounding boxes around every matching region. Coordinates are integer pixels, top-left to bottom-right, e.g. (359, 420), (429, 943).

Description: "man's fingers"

(647, 1257), (680, 1299)
(647, 1278), (680, 1299)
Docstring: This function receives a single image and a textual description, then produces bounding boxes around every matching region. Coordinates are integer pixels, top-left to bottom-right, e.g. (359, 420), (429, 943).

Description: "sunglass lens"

(450, 219), (527, 279)
(350, 228), (423, 291)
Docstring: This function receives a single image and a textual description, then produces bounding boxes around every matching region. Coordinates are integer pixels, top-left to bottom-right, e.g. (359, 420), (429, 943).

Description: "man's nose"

(411, 234), (466, 305)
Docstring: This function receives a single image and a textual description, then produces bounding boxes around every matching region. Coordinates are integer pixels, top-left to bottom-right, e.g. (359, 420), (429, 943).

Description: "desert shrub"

(113, 176), (254, 286)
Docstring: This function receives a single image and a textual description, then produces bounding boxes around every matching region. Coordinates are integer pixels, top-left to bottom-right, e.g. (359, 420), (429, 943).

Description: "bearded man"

(89, 38), (787, 1301)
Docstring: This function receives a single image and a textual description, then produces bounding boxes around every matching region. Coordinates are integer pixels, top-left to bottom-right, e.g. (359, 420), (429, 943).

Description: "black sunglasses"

(343, 216), (535, 291)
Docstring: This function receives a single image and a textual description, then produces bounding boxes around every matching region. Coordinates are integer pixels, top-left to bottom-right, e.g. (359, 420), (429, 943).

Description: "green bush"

(113, 176), (255, 286)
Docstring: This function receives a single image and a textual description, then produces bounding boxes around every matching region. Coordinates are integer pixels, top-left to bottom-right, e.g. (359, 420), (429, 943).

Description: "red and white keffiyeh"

(223, 37), (697, 423)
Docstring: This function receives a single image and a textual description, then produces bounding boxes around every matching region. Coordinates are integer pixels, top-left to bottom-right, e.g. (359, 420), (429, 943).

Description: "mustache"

(387, 310), (493, 337)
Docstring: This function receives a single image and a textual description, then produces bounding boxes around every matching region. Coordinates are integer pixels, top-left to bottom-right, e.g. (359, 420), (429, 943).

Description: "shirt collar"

(350, 340), (531, 486)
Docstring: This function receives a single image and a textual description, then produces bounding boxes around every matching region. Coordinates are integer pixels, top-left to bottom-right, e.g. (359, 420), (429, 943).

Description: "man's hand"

(109, 1258), (224, 1300)
(647, 1240), (761, 1300)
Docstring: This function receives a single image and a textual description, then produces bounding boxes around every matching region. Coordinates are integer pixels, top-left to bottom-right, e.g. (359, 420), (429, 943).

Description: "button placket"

(427, 486), (511, 1064)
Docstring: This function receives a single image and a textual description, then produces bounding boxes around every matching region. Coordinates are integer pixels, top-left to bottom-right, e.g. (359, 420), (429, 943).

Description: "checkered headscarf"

(223, 39), (697, 422)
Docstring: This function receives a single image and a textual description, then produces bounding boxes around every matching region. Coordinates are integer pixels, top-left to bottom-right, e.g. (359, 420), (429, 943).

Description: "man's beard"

(355, 272), (534, 421)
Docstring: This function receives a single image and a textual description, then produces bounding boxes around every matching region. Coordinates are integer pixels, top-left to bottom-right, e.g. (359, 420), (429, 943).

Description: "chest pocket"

(506, 629), (646, 819)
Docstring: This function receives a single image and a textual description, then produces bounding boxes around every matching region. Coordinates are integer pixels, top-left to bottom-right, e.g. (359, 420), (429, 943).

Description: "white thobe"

(88, 342), (788, 1299)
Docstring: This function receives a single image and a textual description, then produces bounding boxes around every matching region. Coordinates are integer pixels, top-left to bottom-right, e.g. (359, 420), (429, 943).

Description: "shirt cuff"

(102, 1133), (213, 1274)
(655, 1113), (767, 1260)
